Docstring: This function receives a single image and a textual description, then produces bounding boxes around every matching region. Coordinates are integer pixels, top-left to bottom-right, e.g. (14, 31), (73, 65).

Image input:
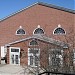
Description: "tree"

(14, 27), (75, 74)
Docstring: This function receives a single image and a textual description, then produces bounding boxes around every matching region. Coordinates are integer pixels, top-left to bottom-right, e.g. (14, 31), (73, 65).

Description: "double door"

(10, 47), (20, 65)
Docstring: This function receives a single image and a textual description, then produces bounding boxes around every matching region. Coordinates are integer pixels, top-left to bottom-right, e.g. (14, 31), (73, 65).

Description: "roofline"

(38, 2), (75, 14)
(0, 2), (75, 22)
(0, 2), (38, 22)
(5, 35), (68, 48)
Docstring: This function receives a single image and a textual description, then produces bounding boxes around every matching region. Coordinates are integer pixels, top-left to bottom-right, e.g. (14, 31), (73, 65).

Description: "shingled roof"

(0, 2), (75, 22)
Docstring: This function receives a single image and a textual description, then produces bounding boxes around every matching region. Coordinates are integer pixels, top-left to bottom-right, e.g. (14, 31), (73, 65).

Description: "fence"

(38, 71), (75, 75)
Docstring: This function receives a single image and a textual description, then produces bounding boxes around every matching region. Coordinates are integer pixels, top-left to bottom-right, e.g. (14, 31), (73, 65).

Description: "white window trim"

(33, 25), (45, 35)
(29, 39), (38, 46)
(16, 26), (26, 35)
(28, 48), (40, 67)
(53, 24), (66, 35)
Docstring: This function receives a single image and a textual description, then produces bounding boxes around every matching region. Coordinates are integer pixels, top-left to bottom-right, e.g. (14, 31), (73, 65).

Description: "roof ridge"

(0, 2), (75, 22)
(38, 2), (75, 13)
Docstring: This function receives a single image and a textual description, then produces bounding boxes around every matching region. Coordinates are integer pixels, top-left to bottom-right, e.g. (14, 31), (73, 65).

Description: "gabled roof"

(0, 2), (75, 22)
(5, 35), (68, 48)
(38, 2), (75, 14)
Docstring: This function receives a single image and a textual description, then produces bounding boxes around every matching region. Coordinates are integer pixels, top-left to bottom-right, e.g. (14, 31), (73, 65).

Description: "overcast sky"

(0, 0), (75, 19)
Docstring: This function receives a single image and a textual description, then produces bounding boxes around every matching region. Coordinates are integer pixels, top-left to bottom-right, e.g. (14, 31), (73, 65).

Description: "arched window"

(53, 25), (66, 35)
(16, 26), (26, 35)
(33, 25), (44, 35)
(34, 28), (44, 34)
(30, 40), (38, 46)
(28, 39), (39, 67)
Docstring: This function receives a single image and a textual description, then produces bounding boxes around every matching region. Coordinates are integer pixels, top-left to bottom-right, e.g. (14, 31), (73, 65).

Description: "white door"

(10, 47), (20, 65)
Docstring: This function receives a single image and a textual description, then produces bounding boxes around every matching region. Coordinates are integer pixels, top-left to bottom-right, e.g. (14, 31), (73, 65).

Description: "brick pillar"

(7, 47), (9, 64)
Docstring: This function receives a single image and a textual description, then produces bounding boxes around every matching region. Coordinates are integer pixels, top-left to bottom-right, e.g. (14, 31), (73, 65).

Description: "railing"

(38, 71), (75, 75)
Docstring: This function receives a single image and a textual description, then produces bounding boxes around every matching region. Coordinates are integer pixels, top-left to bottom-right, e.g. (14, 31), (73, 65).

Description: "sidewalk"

(0, 64), (23, 75)
(0, 61), (45, 75)
(0, 64), (37, 75)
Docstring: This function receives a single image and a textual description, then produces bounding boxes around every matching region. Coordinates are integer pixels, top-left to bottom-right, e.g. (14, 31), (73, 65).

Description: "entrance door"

(10, 47), (20, 65)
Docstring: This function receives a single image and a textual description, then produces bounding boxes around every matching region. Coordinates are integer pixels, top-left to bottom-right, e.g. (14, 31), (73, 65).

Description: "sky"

(0, 0), (75, 20)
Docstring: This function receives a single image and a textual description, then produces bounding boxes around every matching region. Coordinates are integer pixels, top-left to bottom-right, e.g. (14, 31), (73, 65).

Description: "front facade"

(0, 2), (75, 72)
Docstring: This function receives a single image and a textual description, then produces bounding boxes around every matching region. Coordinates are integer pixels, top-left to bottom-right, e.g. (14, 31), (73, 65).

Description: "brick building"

(0, 2), (75, 72)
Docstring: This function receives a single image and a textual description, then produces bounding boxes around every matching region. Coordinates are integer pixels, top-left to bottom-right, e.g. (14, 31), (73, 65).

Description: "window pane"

(28, 48), (40, 66)
(17, 29), (25, 34)
(35, 56), (39, 66)
(54, 28), (65, 34)
(11, 49), (19, 52)
(34, 28), (44, 34)
(15, 55), (19, 64)
(51, 49), (63, 67)
(30, 40), (38, 45)
(29, 49), (39, 54)
(30, 56), (33, 65)
(11, 55), (14, 64)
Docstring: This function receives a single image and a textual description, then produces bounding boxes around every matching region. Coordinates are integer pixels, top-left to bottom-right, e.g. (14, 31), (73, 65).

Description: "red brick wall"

(0, 4), (74, 46)
(0, 4), (74, 65)
(8, 40), (29, 65)
(7, 39), (65, 67)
